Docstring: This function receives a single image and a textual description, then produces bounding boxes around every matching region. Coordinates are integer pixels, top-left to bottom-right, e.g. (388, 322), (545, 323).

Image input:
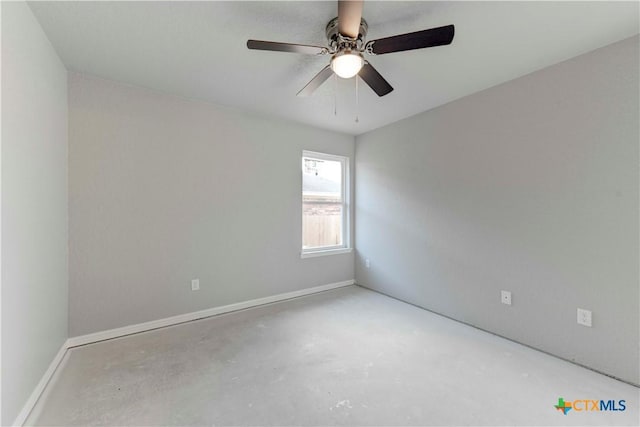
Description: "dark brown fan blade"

(247, 40), (327, 55)
(338, 0), (363, 39)
(297, 65), (334, 97)
(366, 25), (454, 55)
(358, 62), (393, 97)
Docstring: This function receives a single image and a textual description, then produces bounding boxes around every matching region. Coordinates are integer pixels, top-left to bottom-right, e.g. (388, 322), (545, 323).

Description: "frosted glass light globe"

(331, 51), (364, 79)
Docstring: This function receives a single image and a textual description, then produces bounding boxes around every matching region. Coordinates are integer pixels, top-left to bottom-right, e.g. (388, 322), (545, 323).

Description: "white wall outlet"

(365, 258), (370, 268)
(191, 279), (200, 291)
(501, 290), (512, 305)
(577, 308), (592, 327)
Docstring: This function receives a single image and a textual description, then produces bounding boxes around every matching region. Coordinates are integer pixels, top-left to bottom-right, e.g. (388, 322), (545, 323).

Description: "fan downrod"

(326, 16), (368, 51)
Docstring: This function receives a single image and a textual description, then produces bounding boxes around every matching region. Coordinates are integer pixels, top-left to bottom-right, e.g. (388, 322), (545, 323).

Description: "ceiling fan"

(247, 0), (454, 97)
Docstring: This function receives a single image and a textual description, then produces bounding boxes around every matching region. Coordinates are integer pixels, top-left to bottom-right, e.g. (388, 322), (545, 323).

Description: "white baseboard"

(67, 279), (355, 348)
(13, 280), (354, 426)
(12, 340), (69, 426)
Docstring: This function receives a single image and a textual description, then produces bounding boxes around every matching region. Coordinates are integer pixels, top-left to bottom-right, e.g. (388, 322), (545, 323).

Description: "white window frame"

(301, 150), (351, 258)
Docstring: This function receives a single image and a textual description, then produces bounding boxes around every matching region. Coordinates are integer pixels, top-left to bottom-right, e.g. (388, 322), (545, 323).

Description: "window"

(301, 151), (350, 257)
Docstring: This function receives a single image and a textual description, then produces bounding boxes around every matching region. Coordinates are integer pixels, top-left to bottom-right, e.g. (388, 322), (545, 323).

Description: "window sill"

(301, 248), (353, 259)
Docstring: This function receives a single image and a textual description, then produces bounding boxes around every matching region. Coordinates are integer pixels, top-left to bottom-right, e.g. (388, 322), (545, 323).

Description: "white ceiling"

(29, 1), (639, 135)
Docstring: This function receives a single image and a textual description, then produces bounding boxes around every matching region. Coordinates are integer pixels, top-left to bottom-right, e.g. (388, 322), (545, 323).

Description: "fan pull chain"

(333, 74), (337, 116)
(355, 75), (359, 123)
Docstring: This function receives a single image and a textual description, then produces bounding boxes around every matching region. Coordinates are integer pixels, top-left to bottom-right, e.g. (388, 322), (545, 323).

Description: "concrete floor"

(30, 286), (638, 426)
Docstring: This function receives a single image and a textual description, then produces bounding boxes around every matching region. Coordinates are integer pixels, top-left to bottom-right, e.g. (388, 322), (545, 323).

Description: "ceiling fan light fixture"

(331, 51), (364, 79)
(247, 1), (455, 97)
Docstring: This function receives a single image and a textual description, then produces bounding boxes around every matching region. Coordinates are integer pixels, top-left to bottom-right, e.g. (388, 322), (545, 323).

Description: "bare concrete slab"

(29, 286), (639, 426)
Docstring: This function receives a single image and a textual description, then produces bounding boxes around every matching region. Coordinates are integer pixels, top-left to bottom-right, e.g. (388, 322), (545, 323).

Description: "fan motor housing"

(326, 16), (368, 49)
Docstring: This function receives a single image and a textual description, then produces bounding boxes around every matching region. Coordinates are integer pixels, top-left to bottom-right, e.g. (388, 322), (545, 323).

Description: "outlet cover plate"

(577, 308), (592, 327)
(501, 290), (512, 305)
(191, 279), (200, 291)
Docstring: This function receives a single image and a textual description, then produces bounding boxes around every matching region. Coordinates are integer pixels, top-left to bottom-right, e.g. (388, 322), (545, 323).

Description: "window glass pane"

(302, 157), (342, 199)
(303, 203), (342, 249)
(302, 155), (344, 249)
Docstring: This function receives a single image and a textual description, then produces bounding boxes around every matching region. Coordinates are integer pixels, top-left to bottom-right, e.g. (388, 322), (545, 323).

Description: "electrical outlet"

(501, 290), (512, 305)
(577, 308), (592, 327)
(365, 258), (370, 268)
(191, 279), (200, 291)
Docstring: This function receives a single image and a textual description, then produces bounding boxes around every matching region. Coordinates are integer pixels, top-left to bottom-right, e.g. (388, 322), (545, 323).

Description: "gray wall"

(355, 36), (639, 385)
(1, 2), (69, 424)
(69, 73), (354, 337)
